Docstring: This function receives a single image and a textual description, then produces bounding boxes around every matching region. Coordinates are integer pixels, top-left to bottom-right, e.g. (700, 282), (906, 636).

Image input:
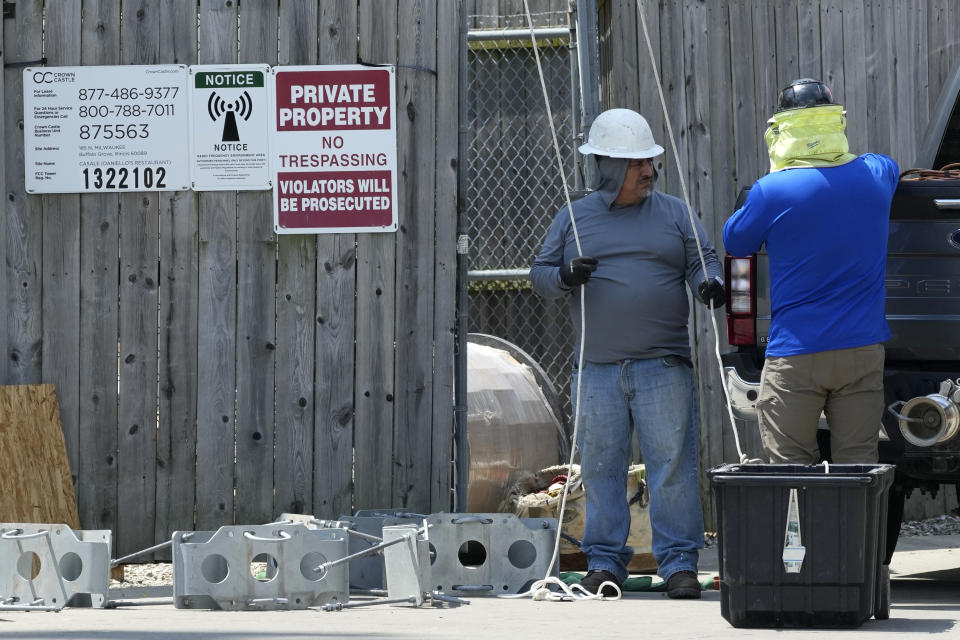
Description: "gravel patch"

(900, 514), (960, 537)
(112, 563), (173, 588)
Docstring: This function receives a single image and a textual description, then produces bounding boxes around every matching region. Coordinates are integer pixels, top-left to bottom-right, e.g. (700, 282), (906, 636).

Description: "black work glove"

(697, 276), (725, 308)
(559, 256), (598, 287)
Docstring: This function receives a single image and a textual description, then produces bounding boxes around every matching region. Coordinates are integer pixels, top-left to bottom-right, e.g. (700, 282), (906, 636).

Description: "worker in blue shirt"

(723, 78), (899, 464)
(531, 108), (724, 599)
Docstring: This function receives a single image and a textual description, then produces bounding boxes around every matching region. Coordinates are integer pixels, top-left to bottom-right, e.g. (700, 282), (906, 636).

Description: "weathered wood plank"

(354, 0), (398, 511)
(40, 0), (81, 484)
(607, 0), (639, 112)
(0, 16), (5, 388)
(154, 0), (199, 560)
(432, 0), (459, 512)
(274, 0), (319, 518)
(236, 0), (279, 525)
(927, 0), (951, 123)
(773, 0), (798, 88)
(728, 0), (761, 191)
(841, 0), (868, 151)
(634, 0), (665, 204)
(656, 0), (686, 198)
(796, 0), (821, 79)
(820, 0), (844, 107)
(392, 0), (438, 511)
(0, 384), (80, 528)
(3, 0), (43, 385)
(314, 0), (358, 519)
(473, 0), (500, 29)
(117, 0), (161, 556)
(893, 0), (928, 169)
(750, 0), (777, 177)
(76, 0), (120, 536)
(683, 0), (721, 528)
(117, 191), (160, 555)
(195, 185), (238, 530)
(194, 1), (241, 530)
(863, 0), (895, 156)
(196, 0), (245, 529)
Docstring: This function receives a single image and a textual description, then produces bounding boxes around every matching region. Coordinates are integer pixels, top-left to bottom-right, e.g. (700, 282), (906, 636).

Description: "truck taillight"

(725, 255), (756, 345)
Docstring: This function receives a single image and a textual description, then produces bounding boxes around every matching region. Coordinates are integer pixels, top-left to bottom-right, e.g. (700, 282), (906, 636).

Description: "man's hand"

(698, 276), (725, 308)
(559, 256), (598, 287)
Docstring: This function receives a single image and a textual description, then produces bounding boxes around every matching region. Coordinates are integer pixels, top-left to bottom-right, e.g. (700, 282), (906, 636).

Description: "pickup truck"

(721, 66), (960, 561)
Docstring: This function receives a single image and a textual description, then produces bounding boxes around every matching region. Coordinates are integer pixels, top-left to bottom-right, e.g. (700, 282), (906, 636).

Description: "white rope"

(634, 0), (747, 463)
(517, 0), (617, 601)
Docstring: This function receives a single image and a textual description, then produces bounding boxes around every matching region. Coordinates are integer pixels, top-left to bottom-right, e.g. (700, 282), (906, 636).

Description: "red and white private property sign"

(270, 65), (397, 234)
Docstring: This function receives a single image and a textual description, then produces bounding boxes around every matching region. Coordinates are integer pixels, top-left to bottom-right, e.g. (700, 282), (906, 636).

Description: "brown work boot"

(666, 570), (701, 599)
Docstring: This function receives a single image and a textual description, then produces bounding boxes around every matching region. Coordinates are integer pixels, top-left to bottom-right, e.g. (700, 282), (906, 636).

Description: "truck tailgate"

(886, 178), (960, 360)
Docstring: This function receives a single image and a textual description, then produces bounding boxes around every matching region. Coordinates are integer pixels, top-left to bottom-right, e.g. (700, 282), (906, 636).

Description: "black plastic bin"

(708, 463), (895, 628)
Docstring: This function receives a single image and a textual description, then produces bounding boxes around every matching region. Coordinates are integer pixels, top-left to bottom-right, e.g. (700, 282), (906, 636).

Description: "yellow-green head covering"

(764, 104), (857, 172)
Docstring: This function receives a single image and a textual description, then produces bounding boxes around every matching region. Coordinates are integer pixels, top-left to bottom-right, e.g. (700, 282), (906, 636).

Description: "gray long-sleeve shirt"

(530, 189), (722, 363)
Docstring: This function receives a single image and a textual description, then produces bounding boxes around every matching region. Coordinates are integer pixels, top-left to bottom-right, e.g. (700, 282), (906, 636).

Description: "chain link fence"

(466, 21), (581, 420)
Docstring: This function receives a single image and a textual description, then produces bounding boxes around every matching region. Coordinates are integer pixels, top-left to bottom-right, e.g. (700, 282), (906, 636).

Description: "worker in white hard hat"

(530, 108), (724, 599)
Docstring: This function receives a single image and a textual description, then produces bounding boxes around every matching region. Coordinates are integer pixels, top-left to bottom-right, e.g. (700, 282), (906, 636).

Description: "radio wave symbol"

(207, 91), (253, 142)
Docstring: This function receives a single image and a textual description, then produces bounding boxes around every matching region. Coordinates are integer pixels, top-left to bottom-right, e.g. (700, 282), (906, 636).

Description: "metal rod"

(349, 588), (388, 597)
(111, 532), (193, 567)
(467, 268), (530, 280)
(111, 540), (172, 567)
(309, 520), (383, 543)
(105, 598), (174, 608)
(345, 529), (382, 543)
(314, 529), (423, 573)
(576, 0), (601, 188)
(0, 604), (60, 612)
(467, 27), (569, 42)
(567, 1), (584, 192)
(454, 0), (471, 513)
(431, 591), (471, 605)
(323, 596), (416, 611)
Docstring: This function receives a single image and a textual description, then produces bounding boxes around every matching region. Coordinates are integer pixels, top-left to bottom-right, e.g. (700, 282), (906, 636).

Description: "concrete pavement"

(0, 535), (957, 639)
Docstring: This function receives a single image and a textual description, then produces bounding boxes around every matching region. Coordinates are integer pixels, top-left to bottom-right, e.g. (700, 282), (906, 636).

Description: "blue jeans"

(572, 356), (704, 582)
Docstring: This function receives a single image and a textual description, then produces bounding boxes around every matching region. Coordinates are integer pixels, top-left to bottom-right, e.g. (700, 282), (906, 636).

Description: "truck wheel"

(874, 564), (890, 620)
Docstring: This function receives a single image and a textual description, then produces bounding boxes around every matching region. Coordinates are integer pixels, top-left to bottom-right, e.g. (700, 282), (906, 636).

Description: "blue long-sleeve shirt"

(530, 189), (722, 363)
(723, 153), (899, 357)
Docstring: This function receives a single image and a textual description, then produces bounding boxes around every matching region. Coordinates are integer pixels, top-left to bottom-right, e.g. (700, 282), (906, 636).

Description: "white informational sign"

(23, 65), (190, 193)
(189, 64), (271, 191)
(270, 65), (398, 234)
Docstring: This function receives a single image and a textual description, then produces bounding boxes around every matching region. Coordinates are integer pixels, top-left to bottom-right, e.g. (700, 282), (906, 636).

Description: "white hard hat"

(578, 108), (664, 159)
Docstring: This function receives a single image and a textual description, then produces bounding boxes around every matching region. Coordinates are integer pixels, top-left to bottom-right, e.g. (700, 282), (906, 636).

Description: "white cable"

(635, 0), (747, 463)
(521, 0), (616, 599)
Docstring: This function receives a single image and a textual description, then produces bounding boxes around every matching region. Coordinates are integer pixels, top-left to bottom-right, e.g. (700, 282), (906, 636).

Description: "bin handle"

(710, 475), (872, 486)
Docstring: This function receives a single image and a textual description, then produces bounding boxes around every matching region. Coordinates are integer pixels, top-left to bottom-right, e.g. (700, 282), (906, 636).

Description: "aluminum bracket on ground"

(427, 513), (558, 596)
(172, 523), (348, 610)
(0, 523), (111, 609)
(338, 512), (421, 589)
(382, 524), (432, 606)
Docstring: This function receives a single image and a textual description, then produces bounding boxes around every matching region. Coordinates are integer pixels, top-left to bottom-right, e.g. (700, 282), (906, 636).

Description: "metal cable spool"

(465, 334), (569, 512)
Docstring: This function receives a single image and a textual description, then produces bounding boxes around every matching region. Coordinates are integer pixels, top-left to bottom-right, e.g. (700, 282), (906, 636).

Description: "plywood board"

(0, 385), (80, 528)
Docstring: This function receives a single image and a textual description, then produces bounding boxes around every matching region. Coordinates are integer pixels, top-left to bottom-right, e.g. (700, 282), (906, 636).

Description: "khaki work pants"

(756, 343), (885, 464)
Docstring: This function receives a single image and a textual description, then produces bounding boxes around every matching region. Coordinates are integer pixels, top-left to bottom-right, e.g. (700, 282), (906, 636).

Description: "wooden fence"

(599, 0), (960, 521)
(0, 0), (458, 556)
